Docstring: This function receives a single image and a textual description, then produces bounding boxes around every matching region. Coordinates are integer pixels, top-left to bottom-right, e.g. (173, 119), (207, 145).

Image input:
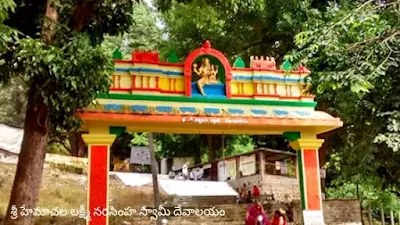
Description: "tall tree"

(1, 0), (135, 224)
(102, 1), (164, 58)
(157, 0), (328, 62)
(287, 0), (400, 195)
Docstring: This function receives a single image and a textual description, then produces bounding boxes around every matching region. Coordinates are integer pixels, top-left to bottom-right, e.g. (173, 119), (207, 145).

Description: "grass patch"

(47, 162), (84, 174)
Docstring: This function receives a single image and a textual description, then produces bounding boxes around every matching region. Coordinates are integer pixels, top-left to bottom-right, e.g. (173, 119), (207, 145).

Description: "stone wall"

(228, 174), (299, 202)
(323, 199), (362, 225)
(262, 174), (300, 202)
(290, 199), (362, 225)
(228, 174), (262, 190)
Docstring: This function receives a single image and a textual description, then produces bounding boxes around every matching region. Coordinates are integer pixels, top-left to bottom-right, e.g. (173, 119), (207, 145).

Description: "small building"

(160, 157), (195, 174)
(172, 148), (300, 203)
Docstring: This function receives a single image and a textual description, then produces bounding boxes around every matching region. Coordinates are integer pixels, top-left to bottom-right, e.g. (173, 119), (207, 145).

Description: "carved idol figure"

(209, 65), (219, 84)
(193, 58), (219, 96)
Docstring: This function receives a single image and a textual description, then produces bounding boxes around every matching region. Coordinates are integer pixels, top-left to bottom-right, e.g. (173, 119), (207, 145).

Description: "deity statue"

(193, 58), (219, 96)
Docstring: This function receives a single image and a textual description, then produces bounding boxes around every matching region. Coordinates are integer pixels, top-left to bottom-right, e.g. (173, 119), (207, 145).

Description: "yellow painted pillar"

(82, 134), (116, 225)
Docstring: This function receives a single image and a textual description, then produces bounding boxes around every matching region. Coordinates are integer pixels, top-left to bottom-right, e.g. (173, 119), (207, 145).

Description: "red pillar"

(82, 134), (116, 225)
(289, 139), (324, 211)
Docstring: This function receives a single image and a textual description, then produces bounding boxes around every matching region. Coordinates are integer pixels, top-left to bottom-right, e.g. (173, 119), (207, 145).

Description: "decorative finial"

(112, 48), (123, 59)
(203, 40), (211, 49)
(234, 57), (245, 68)
(167, 50), (179, 63)
(281, 60), (292, 71)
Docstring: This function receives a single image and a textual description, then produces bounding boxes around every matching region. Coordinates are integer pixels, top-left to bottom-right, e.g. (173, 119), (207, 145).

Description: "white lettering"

(181, 117), (248, 124)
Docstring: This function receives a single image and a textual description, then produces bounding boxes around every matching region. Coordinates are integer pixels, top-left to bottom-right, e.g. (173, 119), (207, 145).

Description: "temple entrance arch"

(78, 41), (342, 225)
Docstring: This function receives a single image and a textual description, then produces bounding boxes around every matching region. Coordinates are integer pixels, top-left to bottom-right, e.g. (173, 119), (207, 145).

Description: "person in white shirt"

(182, 163), (189, 180)
(194, 168), (199, 181)
(189, 170), (194, 180)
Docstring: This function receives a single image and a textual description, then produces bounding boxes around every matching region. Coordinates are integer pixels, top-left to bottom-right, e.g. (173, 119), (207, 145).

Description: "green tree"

(155, 134), (254, 163)
(157, 0), (328, 62)
(102, 1), (164, 58)
(0, 78), (26, 127)
(0, 1), (135, 224)
(0, 0), (17, 53)
(326, 181), (400, 211)
(287, 0), (400, 199)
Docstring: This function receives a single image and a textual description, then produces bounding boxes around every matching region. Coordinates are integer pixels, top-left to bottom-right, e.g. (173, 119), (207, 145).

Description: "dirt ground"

(0, 163), (169, 224)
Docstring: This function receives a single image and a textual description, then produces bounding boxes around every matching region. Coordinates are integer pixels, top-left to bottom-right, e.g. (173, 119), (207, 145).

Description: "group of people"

(246, 199), (287, 225)
(239, 183), (261, 204)
(168, 163), (204, 180)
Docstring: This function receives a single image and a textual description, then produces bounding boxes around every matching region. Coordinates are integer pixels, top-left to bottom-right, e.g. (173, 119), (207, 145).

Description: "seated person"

(246, 190), (252, 203)
(246, 199), (269, 225)
(240, 184), (247, 203)
(271, 209), (286, 225)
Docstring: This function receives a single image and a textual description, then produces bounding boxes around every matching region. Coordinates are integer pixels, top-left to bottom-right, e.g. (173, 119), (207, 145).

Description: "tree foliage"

(1, 0), (136, 223)
(7, 35), (112, 129)
(287, 0), (400, 204)
(0, 0), (18, 53)
(326, 181), (400, 211)
(0, 77), (26, 127)
(1, 0), (136, 130)
(102, 1), (164, 58)
(158, 0), (326, 62)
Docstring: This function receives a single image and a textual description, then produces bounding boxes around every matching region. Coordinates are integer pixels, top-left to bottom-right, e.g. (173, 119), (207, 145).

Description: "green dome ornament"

(281, 60), (292, 71)
(233, 57), (245, 68)
(112, 48), (123, 60)
(167, 50), (179, 63)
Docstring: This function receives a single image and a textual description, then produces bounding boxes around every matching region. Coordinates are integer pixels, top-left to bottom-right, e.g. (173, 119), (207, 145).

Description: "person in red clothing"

(253, 184), (260, 198)
(271, 209), (286, 225)
(245, 199), (269, 225)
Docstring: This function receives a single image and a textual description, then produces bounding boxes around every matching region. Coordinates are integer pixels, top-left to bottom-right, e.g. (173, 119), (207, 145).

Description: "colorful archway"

(78, 41), (342, 225)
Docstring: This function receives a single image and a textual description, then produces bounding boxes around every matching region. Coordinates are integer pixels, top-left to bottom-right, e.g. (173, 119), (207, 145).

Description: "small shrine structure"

(77, 41), (342, 225)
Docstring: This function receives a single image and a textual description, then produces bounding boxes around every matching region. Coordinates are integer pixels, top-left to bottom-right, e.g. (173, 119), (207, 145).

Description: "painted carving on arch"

(192, 58), (220, 96)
